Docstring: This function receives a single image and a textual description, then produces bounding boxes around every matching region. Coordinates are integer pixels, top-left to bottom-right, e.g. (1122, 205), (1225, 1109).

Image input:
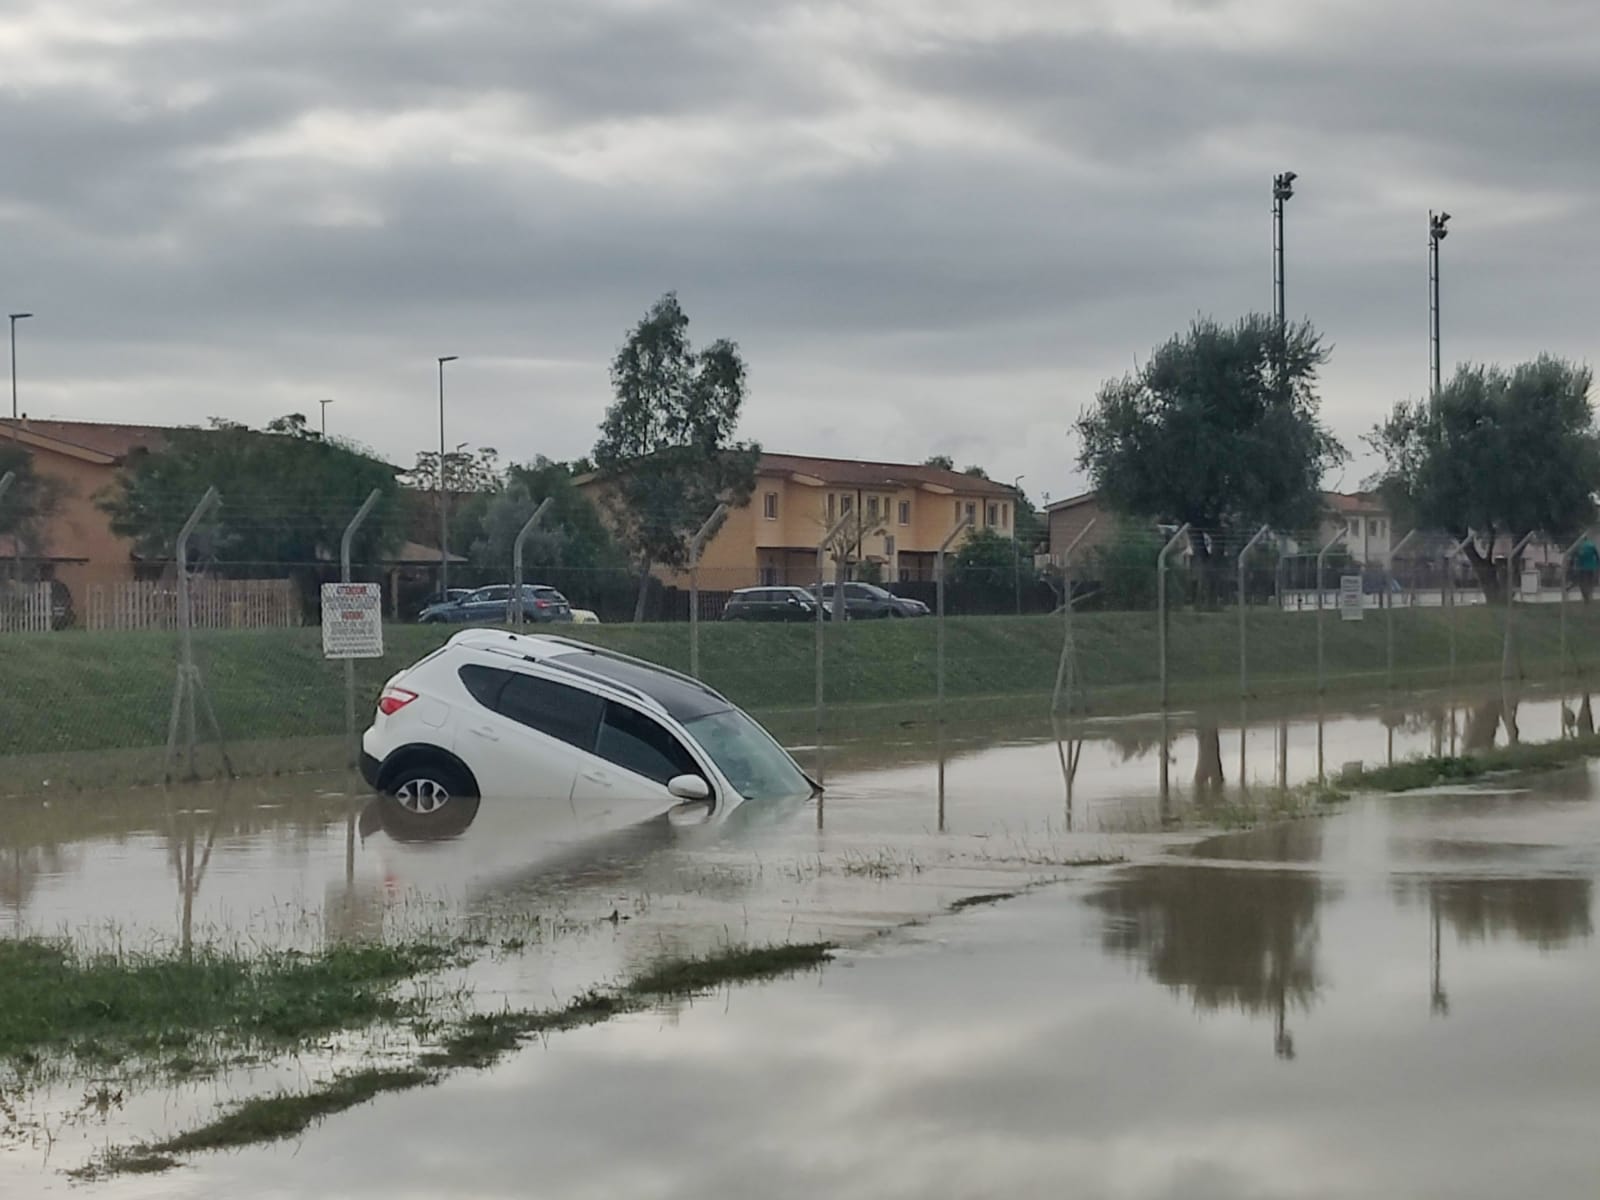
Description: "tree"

(0, 443), (63, 574)
(470, 457), (628, 580)
(950, 527), (1038, 609)
(406, 446), (502, 494)
(923, 454), (955, 471)
(1076, 315), (1345, 592)
(100, 417), (404, 599)
(593, 293), (760, 620)
(1368, 357), (1600, 599)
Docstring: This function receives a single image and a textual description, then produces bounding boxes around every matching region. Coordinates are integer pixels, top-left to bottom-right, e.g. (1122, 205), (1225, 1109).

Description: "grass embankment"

(1337, 733), (1600, 793)
(5, 605), (1598, 764)
(10, 935), (833, 1179)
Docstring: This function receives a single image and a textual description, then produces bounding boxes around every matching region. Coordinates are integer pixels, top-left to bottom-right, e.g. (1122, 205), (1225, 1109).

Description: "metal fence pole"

(936, 514), (975, 738)
(1503, 530), (1536, 682)
(1385, 528), (1419, 691)
(510, 497), (554, 627)
(1315, 528), (1348, 696)
(1445, 534), (1472, 683)
(687, 503), (729, 680)
(813, 511), (855, 788)
(1157, 523), (1190, 709)
(1051, 518), (1097, 715)
(1558, 528), (1591, 680)
(341, 489), (382, 766)
(1236, 525), (1271, 700)
(163, 487), (233, 783)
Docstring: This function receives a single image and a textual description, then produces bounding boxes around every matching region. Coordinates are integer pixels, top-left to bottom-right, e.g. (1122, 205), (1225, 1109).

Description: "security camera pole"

(1429, 211), (1451, 396)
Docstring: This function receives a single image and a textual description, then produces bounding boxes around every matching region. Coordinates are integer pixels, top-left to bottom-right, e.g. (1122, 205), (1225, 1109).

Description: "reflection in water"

(165, 793), (223, 958)
(1193, 716), (1224, 793)
(1398, 876), (1594, 951)
(1087, 832), (1326, 1059)
(1052, 718), (1082, 832)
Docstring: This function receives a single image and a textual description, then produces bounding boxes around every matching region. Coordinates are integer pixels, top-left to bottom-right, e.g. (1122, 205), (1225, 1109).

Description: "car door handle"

(469, 725), (500, 742)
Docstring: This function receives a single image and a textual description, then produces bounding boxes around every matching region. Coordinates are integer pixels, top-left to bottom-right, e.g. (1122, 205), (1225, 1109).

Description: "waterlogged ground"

(2, 683), (1597, 1193)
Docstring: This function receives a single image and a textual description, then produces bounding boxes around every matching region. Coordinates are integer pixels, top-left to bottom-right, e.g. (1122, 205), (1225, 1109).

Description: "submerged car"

(360, 629), (816, 835)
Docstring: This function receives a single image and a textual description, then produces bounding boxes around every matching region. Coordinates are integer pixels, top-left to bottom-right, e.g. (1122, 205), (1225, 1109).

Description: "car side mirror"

(667, 774), (710, 802)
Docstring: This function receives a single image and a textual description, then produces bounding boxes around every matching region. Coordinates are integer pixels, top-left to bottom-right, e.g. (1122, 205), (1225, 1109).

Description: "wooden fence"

(0, 581), (54, 633)
(87, 579), (302, 631)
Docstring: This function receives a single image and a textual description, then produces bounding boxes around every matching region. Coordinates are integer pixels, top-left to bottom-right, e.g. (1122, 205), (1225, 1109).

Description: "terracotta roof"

(1043, 490), (1102, 513)
(1321, 491), (1386, 514)
(2, 418), (171, 461)
(756, 453), (1016, 496)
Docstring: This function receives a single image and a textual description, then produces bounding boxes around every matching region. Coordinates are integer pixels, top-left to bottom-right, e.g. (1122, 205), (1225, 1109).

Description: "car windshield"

(681, 708), (813, 803)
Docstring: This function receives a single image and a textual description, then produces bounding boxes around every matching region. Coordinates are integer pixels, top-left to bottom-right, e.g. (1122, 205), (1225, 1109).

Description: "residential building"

(1044, 491), (1123, 563)
(578, 453), (1019, 587)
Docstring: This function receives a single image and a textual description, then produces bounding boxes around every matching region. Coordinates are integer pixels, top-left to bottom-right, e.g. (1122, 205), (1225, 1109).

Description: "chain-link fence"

(4, 492), (1600, 790)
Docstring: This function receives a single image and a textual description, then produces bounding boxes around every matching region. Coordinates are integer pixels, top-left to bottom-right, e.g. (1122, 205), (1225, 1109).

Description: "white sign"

(1521, 570), (1540, 599)
(1339, 574), (1364, 621)
(321, 583), (384, 659)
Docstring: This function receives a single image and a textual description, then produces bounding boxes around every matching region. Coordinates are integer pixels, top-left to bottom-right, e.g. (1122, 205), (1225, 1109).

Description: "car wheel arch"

(376, 744), (482, 797)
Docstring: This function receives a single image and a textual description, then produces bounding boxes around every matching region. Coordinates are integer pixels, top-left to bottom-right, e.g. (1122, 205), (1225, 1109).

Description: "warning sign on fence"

(321, 583), (384, 659)
(1339, 574), (1364, 622)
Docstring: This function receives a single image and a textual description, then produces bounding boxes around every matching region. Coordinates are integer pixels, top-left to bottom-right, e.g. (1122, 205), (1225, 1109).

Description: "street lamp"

(1429, 211), (1451, 396)
(1271, 172), (1297, 336)
(1012, 474), (1026, 615)
(9, 313), (33, 420)
(319, 398), (333, 437)
(436, 356), (459, 592)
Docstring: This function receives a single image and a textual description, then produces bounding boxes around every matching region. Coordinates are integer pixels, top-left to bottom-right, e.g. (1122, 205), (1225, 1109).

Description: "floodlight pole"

(1429, 211), (1451, 396)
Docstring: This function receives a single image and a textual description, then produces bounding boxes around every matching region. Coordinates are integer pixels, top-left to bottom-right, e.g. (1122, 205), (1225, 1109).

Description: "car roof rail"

(533, 634), (731, 703)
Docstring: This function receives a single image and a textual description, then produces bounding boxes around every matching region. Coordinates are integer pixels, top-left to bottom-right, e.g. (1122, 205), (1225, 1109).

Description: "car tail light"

(534, 599), (549, 609)
(378, 687), (418, 716)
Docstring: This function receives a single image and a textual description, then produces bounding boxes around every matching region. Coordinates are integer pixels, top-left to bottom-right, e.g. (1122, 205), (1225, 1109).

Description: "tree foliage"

(593, 293), (760, 617)
(0, 443), (64, 565)
(1367, 357), (1600, 597)
(951, 527), (1038, 604)
(100, 417), (404, 573)
(470, 457), (625, 574)
(923, 454), (955, 471)
(1076, 315), (1345, 565)
(407, 446), (503, 494)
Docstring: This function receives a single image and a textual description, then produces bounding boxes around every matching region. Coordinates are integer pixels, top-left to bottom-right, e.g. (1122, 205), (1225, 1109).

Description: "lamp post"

(319, 398), (333, 437)
(9, 313), (33, 420)
(1272, 173), (1296, 336)
(1012, 474), (1026, 615)
(1429, 211), (1451, 396)
(436, 356), (458, 593)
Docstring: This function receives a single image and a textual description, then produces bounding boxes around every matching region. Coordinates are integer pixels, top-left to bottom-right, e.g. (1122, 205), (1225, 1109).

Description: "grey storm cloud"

(3, 0), (1598, 493)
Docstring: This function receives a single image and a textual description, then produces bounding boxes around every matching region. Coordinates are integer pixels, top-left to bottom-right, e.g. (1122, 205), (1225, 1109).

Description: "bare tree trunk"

(632, 559), (651, 623)
(1462, 536), (1505, 602)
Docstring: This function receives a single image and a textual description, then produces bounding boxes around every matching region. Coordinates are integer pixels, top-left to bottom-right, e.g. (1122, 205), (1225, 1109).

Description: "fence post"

(1503, 530), (1537, 682)
(1051, 518), (1097, 715)
(1558, 528), (1592, 681)
(1385, 528), (1419, 691)
(1157, 523), (1190, 709)
(1236, 525), (1271, 701)
(163, 487), (234, 783)
(510, 497), (554, 627)
(813, 511), (856, 789)
(936, 513), (975, 744)
(688, 503), (729, 680)
(1315, 527), (1348, 696)
(340, 489), (382, 767)
(1444, 534), (1472, 683)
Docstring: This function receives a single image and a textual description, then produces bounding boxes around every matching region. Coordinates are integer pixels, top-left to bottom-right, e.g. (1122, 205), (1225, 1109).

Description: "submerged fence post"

(1315, 527), (1348, 696)
(1156, 523), (1190, 709)
(1236, 525), (1271, 701)
(163, 487), (234, 783)
(813, 511), (855, 788)
(341, 489), (382, 766)
(1051, 518), (1096, 715)
(936, 513), (975, 748)
(510, 497), (554, 627)
(1503, 530), (1537, 682)
(687, 503), (729, 680)
(1385, 528), (1419, 691)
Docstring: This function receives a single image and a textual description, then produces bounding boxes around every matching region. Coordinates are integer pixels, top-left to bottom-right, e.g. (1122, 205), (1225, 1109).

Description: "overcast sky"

(4, 0), (1598, 504)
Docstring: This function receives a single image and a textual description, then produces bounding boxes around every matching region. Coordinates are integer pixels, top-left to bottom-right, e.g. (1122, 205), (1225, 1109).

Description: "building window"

(867, 496), (880, 522)
(965, 502), (977, 524)
(884, 535), (896, 556)
(1348, 519), (1358, 537)
(898, 500), (911, 526)
(828, 493), (836, 522)
(986, 502), (999, 527)
(1368, 517), (1380, 537)
(1003, 503), (1010, 528)
(840, 494), (853, 515)
(759, 565), (777, 586)
(763, 492), (778, 520)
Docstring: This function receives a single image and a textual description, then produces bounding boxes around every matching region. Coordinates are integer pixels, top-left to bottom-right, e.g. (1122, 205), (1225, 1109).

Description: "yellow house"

(580, 453), (1020, 588)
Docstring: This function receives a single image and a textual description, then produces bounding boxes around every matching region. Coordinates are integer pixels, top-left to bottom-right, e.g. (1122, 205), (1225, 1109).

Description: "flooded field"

(2, 682), (1596, 1193)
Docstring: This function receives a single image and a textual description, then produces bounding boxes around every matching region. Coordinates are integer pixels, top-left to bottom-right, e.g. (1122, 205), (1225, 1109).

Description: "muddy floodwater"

(3, 684), (1597, 1195)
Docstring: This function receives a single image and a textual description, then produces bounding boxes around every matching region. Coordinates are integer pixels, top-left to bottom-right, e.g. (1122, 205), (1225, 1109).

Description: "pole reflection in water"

(936, 723), (947, 834)
(1431, 891), (1448, 1017)
(165, 791), (223, 960)
(1316, 699), (1326, 783)
(1158, 707), (1172, 824)
(1053, 717), (1082, 833)
(1277, 715), (1288, 791)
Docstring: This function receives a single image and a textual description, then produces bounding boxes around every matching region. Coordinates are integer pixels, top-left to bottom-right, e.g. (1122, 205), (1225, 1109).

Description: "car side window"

(594, 702), (702, 786)
(458, 664), (511, 709)
(477, 587), (510, 603)
(496, 673), (604, 749)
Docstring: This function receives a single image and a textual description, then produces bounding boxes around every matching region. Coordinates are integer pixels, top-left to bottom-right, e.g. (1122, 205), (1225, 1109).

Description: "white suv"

(360, 629), (814, 836)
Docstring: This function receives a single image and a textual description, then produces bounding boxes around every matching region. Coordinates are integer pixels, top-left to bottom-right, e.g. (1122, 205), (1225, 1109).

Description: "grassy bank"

(1337, 732), (1600, 793)
(4, 604), (1600, 762)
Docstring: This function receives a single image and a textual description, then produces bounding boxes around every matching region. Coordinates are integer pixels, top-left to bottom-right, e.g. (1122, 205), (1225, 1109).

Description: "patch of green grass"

(624, 941), (834, 996)
(0, 939), (454, 1073)
(948, 891), (1020, 911)
(1338, 733), (1600, 793)
(418, 991), (626, 1071)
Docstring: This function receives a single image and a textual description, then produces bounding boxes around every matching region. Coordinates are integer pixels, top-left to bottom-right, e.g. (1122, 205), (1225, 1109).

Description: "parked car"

(360, 630), (817, 835)
(811, 581), (930, 619)
(721, 586), (824, 622)
(413, 588), (471, 618)
(417, 584), (573, 624)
